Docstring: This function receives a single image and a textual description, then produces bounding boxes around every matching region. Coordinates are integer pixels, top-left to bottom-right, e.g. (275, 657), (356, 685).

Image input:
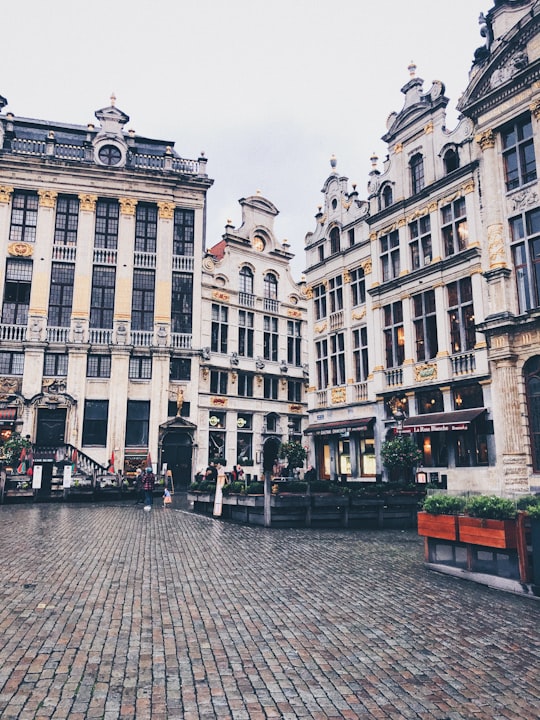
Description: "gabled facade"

(303, 1), (540, 494)
(200, 194), (308, 480)
(0, 95), (212, 483)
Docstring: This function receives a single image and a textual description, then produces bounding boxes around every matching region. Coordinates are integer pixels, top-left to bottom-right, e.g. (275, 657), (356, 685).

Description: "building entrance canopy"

(304, 417), (375, 435)
(401, 408), (485, 433)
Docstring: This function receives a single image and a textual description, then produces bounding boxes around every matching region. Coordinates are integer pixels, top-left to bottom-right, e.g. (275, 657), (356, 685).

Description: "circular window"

(98, 144), (122, 166)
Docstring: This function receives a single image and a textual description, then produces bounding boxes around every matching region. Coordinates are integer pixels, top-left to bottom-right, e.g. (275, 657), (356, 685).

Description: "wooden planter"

(417, 511), (459, 541)
(458, 516), (517, 549)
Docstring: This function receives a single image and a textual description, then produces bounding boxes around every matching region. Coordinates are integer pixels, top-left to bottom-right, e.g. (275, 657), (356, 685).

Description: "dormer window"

(330, 227), (340, 255)
(98, 144), (122, 166)
(381, 184), (393, 210)
(443, 147), (459, 174)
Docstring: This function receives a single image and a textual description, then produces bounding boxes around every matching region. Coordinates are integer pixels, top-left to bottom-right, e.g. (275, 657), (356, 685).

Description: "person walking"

(135, 468), (144, 504)
(143, 466), (155, 510)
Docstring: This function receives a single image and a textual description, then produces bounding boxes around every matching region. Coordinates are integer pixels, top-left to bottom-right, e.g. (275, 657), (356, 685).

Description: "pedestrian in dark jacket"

(143, 467), (155, 509)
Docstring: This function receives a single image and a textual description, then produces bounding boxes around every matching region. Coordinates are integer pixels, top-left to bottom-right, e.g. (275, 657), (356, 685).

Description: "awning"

(304, 417), (375, 435)
(402, 408), (485, 433)
(0, 408), (17, 421)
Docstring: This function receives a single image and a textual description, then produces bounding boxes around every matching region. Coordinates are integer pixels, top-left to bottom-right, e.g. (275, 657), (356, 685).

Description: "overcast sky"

(2, 1), (486, 278)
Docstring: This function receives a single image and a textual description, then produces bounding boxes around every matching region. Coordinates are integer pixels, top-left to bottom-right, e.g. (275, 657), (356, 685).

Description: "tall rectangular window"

(315, 339), (329, 390)
(510, 207), (540, 312)
(87, 354), (111, 378)
(314, 284), (327, 320)
(409, 216), (432, 270)
(263, 316), (278, 361)
(237, 413), (253, 464)
(2, 259), (32, 325)
(413, 290), (438, 361)
(287, 380), (302, 403)
(44, 353), (68, 377)
(94, 199), (119, 249)
(48, 263), (74, 327)
(448, 278), (475, 353)
(287, 320), (302, 366)
(125, 400), (150, 446)
(410, 154), (425, 195)
(135, 203), (157, 253)
(54, 196), (79, 245)
(329, 275), (343, 313)
(129, 357), (152, 379)
(263, 376), (279, 400)
(238, 372), (253, 397)
(170, 358), (191, 381)
(90, 266), (115, 328)
(238, 310), (254, 357)
(442, 197), (468, 256)
(352, 327), (369, 382)
(0, 352), (24, 375)
(131, 270), (155, 331)
(210, 370), (228, 395)
(211, 304), (228, 353)
(381, 230), (400, 282)
(383, 301), (405, 368)
(10, 191), (38, 242)
(82, 399), (108, 446)
(330, 332), (346, 386)
(171, 272), (193, 334)
(502, 115), (537, 191)
(173, 209), (194, 256)
(350, 267), (365, 307)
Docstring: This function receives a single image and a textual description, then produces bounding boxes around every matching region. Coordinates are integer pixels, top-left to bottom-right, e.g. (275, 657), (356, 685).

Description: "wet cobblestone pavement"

(0, 498), (538, 719)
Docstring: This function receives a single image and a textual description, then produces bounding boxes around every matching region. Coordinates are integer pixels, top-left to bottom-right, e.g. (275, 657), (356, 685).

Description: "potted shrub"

(279, 442), (307, 477)
(417, 494), (466, 541)
(459, 495), (518, 548)
(380, 436), (422, 483)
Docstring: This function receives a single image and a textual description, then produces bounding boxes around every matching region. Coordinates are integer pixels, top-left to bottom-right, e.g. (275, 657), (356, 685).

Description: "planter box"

(458, 516), (517, 549)
(417, 511), (459, 541)
(311, 494), (346, 507)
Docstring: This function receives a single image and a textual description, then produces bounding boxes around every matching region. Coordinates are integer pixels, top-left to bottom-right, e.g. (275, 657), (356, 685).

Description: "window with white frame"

(413, 290), (438, 361)
(211, 304), (228, 353)
(263, 316), (278, 361)
(410, 154), (425, 195)
(315, 338), (329, 390)
(314, 283), (327, 320)
(409, 216), (432, 270)
(329, 275), (343, 313)
(383, 301), (405, 368)
(129, 356), (152, 379)
(510, 207), (540, 312)
(502, 114), (537, 191)
(10, 191), (38, 242)
(381, 230), (400, 282)
(350, 267), (365, 307)
(442, 197), (468, 257)
(238, 310), (254, 357)
(287, 320), (302, 366)
(352, 327), (369, 382)
(447, 278), (475, 354)
(330, 332), (346, 386)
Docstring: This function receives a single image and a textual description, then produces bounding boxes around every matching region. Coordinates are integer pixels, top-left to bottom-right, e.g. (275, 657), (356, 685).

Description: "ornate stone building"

(0, 94), (212, 485)
(303, 0), (540, 494)
(199, 194), (308, 481)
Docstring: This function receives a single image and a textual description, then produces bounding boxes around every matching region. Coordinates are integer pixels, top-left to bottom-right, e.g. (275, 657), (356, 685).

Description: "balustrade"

(385, 367), (403, 387)
(451, 352), (476, 375)
(0, 324), (27, 342)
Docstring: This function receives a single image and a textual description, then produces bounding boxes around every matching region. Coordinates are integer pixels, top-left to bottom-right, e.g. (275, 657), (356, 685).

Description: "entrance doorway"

(161, 431), (193, 488)
(36, 408), (66, 447)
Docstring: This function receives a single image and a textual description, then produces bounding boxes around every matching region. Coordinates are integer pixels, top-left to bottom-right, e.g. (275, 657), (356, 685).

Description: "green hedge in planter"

(422, 494), (467, 515)
(282, 481), (307, 493)
(222, 481), (245, 495)
(245, 481), (264, 494)
(464, 495), (517, 520)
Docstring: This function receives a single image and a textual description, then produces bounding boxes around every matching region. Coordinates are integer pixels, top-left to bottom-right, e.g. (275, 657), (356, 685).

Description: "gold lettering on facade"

(331, 387), (346, 404)
(157, 201), (175, 220)
(119, 197), (137, 215)
(78, 193), (98, 212)
(38, 189), (58, 208)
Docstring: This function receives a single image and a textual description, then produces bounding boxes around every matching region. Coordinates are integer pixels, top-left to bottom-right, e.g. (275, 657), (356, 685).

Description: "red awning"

(402, 408), (485, 433)
(0, 407), (17, 421)
(304, 417), (375, 435)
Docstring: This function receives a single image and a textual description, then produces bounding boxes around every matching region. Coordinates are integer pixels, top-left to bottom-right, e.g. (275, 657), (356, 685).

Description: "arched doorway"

(159, 417), (197, 489)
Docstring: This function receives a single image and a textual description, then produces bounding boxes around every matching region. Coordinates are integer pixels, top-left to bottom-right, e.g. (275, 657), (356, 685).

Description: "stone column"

(114, 198), (137, 337)
(72, 194), (98, 341)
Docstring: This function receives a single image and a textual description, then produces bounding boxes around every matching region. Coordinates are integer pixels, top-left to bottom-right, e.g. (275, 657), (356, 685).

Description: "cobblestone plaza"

(0, 501), (538, 719)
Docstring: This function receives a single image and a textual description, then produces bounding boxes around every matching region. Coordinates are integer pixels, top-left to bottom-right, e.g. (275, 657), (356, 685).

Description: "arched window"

(410, 154), (425, 195)
(525, 356), (540, 472)
(443, 148), (459, 174)
(330, 227), (341, 255)
(264, 272), (278, 299)
(239, 266), (253, 295)
(381, 184), (393, 209)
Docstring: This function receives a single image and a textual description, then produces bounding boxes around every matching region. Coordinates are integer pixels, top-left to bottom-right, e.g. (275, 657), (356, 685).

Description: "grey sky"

(2, 1), (484, 278)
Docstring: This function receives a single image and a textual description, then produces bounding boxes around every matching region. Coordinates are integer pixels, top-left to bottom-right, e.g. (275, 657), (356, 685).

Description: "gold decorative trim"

(8, 242), (33, 257)
(427, 201), (438, 213)
(157, 201), (175, 220)
(303, 285), (313, 299)
(210, 396), (228, 407)
(476, 129), (495, 151)
(394, 143), (403, 154)
(362, 258), (372, 274)
(314, 322), (327, 334)
(78, 193), (98, 212)
(342, 199), (352, 210)
(414, 363), (438, 382)
(369, 232), (377, 242)
(119, 197), (137, 215)
(331, 387), (346, 404)
(289, 404), (303, 413)
(424, 121), (434, 134)
(352, 308), (366, 321)
(38, 189), (58, 208)
(287, 309), (302, 318)
(343, 269), (351, 284)
(462, 180), (475, 195)
(487, 223), (506, 269)
(0, 186), (14, 203)
(530, 98), (540, 120)
(212, 290), (230, 303)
